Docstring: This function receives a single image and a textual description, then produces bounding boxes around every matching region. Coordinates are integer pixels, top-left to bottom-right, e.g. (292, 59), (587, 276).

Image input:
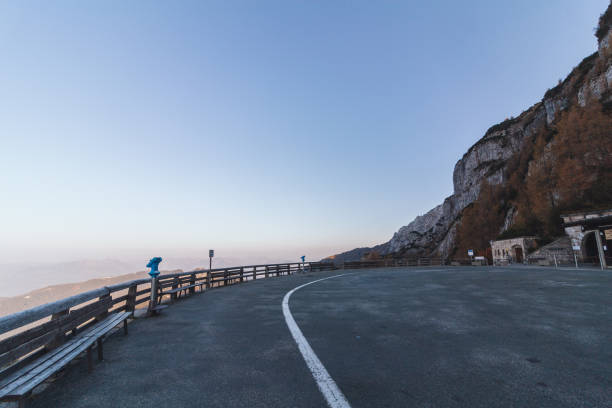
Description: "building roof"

(560, 209), (612, 218)
(491, 236), (537, 244)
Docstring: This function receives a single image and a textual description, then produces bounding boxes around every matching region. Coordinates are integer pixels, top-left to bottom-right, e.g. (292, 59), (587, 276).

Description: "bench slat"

(0, 331), (57, 370)
(0, 334), (90, 397)
(9, 312), (131, 397)
(79, 313), (130, 339)
(160, 284), (199, 295)
(6, 336), (98, 398)
(0, 300), (113, 369)
(0, 336), (76, 390)
(0, 312), (130, 399)
(0, 297), (112, 356)
(0, 315), (116, 390)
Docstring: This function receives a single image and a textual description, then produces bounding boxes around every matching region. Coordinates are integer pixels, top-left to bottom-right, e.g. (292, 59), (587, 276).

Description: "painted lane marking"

(282, 274), (353, 408)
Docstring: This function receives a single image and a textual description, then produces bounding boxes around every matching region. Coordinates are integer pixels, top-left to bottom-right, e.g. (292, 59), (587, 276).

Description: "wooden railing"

(3, 255), (499, 377)
(0, 261), (335, 354)
(153, 262), (334, 303)
(341, 258), (447, 269)
(1, 256), (499, 388)
(0, 260), (336, 387)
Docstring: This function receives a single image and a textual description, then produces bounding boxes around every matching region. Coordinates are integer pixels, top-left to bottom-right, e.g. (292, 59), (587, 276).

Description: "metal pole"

(594, 230), (607, 270)
(574, 253), (578, 269)
(149, 277), (157, 308)
(553, 254), (558, 268)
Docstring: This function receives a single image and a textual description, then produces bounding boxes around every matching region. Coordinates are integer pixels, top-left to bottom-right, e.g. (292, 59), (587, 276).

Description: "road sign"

(605, 229), (612, 240)
(572, 245), (581, 251)
(209, 249), (214, 258)
(467, 249), (474, 257)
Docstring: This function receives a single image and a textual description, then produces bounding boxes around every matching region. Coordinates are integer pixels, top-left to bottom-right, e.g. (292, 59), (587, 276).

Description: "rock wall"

(328, 14), (612, 262)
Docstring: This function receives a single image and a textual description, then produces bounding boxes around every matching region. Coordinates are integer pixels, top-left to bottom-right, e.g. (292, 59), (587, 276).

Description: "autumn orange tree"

(553, 101), (612, 210)
(453, 100), (612, 255)
(454, 180), (506, 257)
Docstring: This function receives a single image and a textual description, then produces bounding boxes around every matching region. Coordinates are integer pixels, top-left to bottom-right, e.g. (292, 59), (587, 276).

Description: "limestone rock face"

(328, 23), (612, 262)
(378, 102), (548, 258)
(384, 203), (445, 255)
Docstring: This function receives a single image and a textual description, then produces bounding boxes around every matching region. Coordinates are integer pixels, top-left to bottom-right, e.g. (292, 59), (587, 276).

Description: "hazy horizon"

(0, 252), (324, 297)
(1, 1), (609, 293)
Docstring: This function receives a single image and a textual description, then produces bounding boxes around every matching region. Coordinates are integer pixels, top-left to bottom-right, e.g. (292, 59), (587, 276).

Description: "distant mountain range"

(0, 259), (141, 298)
(0, 256), (274, 298)
(0, 270), (153, 318)
(0, 255), (302, 316)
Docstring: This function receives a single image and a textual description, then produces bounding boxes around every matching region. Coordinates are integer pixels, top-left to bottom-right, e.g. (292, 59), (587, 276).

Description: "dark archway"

(513, 246), (523, 263)
(583, 232), (600, 266)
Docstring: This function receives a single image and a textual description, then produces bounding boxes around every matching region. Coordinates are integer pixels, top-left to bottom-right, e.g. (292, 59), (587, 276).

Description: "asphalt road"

(28, 266), (612, 407)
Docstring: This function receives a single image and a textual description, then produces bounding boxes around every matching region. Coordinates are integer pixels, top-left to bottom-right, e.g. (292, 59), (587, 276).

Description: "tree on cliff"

(455, 180), (506, 257)
(454, 100), (612, 255)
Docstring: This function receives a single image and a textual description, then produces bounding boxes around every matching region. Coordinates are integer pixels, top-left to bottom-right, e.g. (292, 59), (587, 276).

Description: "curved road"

(29, 267), (612, 407)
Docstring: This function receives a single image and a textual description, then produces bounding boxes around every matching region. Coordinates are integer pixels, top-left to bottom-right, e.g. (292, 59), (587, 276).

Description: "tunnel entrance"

(583, 232), (600, 266)
(513, 246), (523, 263)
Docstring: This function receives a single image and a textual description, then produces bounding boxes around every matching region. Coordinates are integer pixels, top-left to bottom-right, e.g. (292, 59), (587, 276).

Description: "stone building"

(528, 237), (574, 265)
(490, 237), (537, 265)
(562, 209), (612, 268)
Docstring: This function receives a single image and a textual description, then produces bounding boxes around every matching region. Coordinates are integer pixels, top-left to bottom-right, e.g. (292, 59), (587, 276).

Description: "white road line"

(282, 274), (353, 408)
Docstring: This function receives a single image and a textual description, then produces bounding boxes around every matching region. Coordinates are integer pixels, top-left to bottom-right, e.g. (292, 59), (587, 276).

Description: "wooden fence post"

(253, 266), (257, 280)
(171, 277), (179, 302)
(189, 273), (196, 294)
(126, 284), (137, 314)
(97, 294), (111, 321)
(206, 270), (211, 289)
(265, 265), (269, 278)
(47, 309), (69, 349)
(240, 267), (244, 283)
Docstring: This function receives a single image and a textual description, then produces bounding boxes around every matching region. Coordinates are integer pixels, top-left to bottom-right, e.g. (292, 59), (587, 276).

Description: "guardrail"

(341, 258), (445, 269)
(526, 255), (611, 268)
(0, 261), (335, 370)
(340, 257), (487, 269)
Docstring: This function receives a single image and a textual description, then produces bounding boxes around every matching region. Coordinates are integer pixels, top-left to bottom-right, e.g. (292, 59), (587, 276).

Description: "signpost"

(300, 255), (305, 273)
(570, 239), (581, 268)
(468, 249), (474, 263)
(209, 249), (214, 271)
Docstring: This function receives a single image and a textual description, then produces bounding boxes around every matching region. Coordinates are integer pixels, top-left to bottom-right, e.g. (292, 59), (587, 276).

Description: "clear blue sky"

(0, 0), (608, 265)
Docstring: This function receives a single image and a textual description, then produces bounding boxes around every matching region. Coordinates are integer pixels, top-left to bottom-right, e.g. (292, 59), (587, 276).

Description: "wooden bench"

(0, 295), (131, 407)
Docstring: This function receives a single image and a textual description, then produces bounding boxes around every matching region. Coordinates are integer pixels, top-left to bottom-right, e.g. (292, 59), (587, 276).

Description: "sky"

(0, 0), (609, 274)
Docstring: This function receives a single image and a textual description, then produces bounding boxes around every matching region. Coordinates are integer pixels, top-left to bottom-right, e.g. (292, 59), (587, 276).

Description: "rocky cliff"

(329, 3), (612, 261)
